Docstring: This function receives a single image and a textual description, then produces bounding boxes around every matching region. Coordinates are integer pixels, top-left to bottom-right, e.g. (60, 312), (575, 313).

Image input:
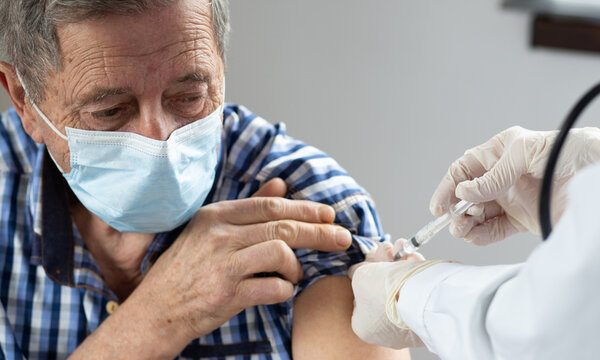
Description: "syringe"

(393, 200), (475, 260)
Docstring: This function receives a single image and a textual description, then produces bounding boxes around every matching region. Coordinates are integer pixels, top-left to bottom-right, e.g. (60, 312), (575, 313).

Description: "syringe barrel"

(393, 237), (419, 260)
(412, 200), (475, 247)
(450, 200), (475, 217)
(392, 200), (476, 260)
(412, 213), (451, 246)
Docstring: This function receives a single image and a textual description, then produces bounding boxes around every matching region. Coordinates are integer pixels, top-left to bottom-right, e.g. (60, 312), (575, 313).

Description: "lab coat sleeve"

(397, 162), (600, 360)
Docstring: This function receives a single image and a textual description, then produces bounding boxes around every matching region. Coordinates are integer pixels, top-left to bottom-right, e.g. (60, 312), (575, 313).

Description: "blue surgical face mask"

(18, 72), (223, 233)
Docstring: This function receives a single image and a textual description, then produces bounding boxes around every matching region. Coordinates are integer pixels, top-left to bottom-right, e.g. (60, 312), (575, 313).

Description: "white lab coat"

(397, 162), (600, 360)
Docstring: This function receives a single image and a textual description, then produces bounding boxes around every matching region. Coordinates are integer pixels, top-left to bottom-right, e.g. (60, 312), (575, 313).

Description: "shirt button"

(106, 300), (119, 315)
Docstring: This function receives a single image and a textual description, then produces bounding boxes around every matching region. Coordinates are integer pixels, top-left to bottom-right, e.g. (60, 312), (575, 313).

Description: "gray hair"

(0, 0), (230, 103)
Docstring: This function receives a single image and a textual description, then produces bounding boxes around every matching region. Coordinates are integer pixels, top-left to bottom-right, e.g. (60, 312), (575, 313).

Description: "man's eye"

(92, 107), (121, 118)
(178, 96), (202, 104)
(169, 95), (206, 118)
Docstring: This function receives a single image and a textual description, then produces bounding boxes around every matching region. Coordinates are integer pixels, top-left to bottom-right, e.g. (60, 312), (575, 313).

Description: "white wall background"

(1, 1), (600, 359)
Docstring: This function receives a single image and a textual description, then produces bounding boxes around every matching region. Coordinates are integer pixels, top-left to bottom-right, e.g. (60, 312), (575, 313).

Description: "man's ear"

(0, 62), (44, 143)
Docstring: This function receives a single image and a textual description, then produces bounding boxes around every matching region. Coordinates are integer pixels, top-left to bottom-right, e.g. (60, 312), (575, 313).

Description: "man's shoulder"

(222, 104), (285, 152)
(221, 104), (338, 184)
(220, 104), (366, 204)
(0, 107), (39, 174)
(221, 104), (289, 180)
(219, 104), (384, 247)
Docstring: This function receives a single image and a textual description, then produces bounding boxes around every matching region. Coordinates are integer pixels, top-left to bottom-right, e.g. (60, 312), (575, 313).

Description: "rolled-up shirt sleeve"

(397, 163), (600, 360)
(259, 130), (388, 293)
(226, 105), (388, 294)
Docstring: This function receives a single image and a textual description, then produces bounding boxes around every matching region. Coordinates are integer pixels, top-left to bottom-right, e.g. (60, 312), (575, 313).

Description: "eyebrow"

(75, 87), (130, 108)
(73, 72), (209, 108)
(176, 72), (209, 83)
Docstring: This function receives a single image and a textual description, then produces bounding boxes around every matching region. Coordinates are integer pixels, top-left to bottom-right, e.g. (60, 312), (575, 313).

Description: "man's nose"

(135, 106), (179, 141)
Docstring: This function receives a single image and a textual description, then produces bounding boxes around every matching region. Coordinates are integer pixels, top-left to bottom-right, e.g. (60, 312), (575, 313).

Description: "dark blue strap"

(41, 150), (74, 285)
(180, 339), (273, 358)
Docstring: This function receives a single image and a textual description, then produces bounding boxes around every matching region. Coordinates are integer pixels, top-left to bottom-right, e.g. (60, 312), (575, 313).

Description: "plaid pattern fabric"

(0, 104), (388, 359)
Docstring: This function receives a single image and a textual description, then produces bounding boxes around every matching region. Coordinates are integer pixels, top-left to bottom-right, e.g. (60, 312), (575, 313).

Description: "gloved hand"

(430, 126), (600, 245)
(349, 241), (446, 349)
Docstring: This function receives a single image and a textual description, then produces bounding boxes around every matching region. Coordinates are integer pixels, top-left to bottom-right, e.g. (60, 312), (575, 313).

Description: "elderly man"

(0, 1), (409, 359)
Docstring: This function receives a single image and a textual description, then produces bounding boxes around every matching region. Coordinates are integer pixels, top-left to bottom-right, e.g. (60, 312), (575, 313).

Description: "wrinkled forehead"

(53, 0), (222, 101)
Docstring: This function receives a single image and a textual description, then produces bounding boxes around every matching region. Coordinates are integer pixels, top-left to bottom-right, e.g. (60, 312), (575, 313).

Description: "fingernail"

(319, 206), (336, 222)
(335, 228), (351, 247)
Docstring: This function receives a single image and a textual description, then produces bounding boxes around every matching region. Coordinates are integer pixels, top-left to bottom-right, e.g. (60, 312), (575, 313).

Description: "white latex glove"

(349, 241), (443, 349)
(430, 126), (600, 245)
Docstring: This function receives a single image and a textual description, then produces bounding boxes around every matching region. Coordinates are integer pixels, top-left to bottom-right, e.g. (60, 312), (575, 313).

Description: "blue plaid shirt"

(0, 104), (386, 359)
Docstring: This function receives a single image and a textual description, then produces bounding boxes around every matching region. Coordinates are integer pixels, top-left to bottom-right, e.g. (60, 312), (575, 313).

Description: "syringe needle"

(393, 200), (475, 260)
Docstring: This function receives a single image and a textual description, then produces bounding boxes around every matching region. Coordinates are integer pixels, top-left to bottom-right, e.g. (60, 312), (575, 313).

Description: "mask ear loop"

(539, 82), (600, 240)
(16, 70), (69, 173)
(15, 70), (68, 141)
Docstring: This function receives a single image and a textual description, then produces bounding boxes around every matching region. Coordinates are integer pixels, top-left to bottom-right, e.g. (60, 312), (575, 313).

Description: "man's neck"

(69, 199), (154, 301)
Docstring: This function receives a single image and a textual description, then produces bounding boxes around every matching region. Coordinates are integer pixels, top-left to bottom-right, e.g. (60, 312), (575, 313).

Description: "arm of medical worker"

(397, 163), (600, 360)
(352, 163), (600, 359)
(352, 126), (600, 357)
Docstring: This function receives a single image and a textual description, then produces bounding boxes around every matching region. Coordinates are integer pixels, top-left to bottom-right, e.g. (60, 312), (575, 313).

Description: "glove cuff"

(385, 259), (456, 330)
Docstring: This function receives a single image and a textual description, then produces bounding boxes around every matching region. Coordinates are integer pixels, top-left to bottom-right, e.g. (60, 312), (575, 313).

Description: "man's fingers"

(252, 178), (288, 198)
(430, 153), (486, 217)
(233, 240), (303, 283)
(215, 197), (336, 225)
(239, 220), (352, 252)
(237, 277), (295, 307)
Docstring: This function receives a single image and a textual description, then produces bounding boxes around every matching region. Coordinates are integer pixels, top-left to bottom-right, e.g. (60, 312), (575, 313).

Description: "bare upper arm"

(292, 275), (411, 360)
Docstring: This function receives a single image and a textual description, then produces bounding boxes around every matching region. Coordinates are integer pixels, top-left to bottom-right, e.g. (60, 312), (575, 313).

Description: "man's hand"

(251, 177), (288, 198)
(430, 126), (600, 245)
(128, 178), (352, 356)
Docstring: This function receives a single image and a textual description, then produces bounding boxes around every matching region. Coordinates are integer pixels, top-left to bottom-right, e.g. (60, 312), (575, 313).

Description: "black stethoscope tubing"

(540, 82), (600, 240)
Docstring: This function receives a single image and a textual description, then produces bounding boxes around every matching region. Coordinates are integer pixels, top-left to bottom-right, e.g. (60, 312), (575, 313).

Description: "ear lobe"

(0, 62), (44, 143)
